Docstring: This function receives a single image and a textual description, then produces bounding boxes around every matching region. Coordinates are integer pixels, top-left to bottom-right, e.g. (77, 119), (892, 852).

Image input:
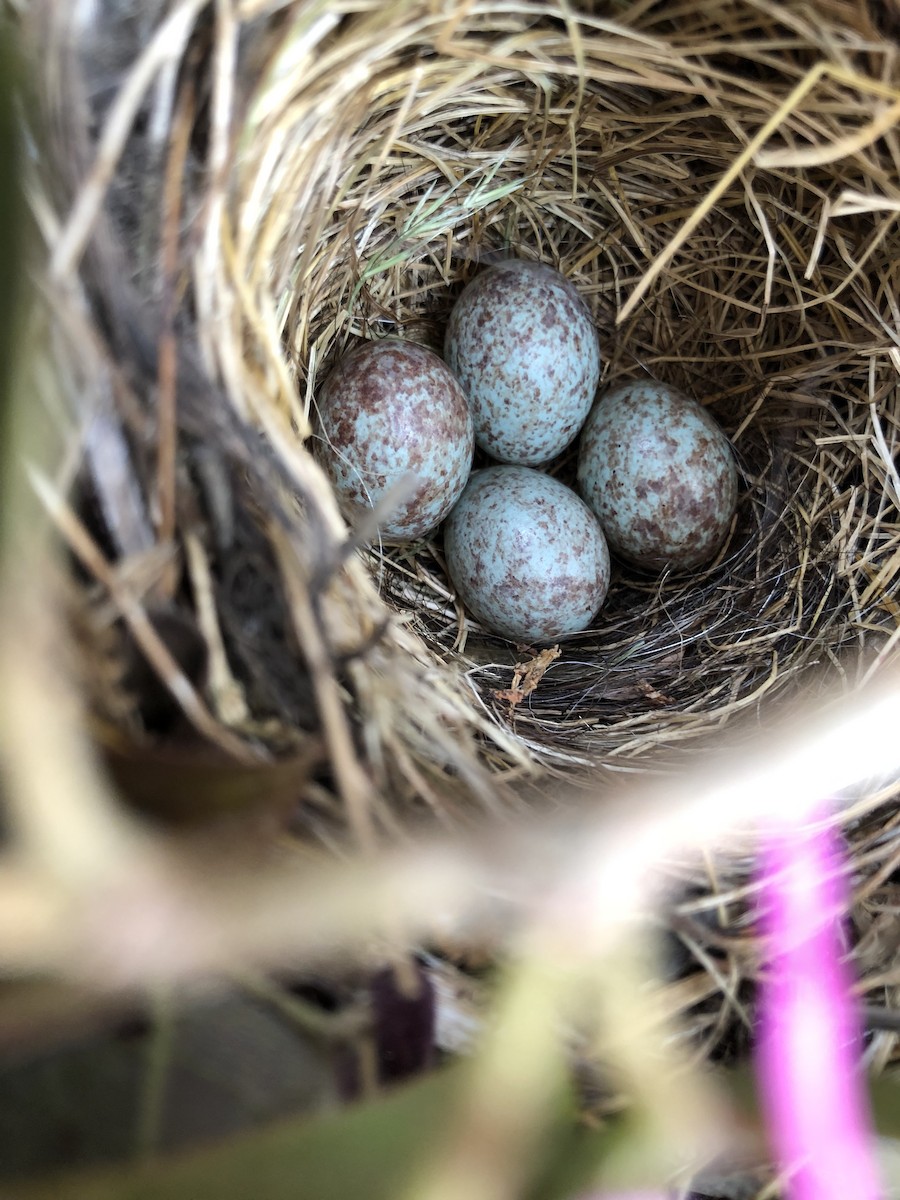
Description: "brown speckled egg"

(314, 338), (474, 542)
(443, 466), (611, 643)
(576, 380), (738, 572)
(444, 259), (601, 465)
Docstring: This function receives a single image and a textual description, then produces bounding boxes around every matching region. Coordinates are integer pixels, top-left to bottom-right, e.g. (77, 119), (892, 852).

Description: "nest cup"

(220, 1), (900, 779)
(9, 0), (899, 1103)
(38, 3), (900, 830)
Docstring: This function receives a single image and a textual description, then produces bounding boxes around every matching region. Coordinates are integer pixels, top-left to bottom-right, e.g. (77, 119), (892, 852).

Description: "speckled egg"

(314, 338), (474, 542)
(444, 259), (601, 465)
(443, 466), (611, 643)
(576, 380), (738, 572)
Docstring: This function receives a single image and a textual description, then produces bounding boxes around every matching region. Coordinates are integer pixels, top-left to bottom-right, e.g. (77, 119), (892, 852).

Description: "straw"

(20, 0), (900, 1072)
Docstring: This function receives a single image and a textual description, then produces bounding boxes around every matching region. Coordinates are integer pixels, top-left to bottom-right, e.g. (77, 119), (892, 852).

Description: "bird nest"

(17, 0), (900, 1053)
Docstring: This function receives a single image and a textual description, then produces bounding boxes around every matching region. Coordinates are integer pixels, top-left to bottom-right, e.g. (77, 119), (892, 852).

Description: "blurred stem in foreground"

(0, 17), (144, 903)
(0, 19), (25, 549)
(405, 955), (570, 1200)
(755, 803), (882, 1200)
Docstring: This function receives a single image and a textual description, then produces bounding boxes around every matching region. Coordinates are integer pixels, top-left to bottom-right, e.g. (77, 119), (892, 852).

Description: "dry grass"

(9, 0), (900, 1103)
(218, 0), (900, 777)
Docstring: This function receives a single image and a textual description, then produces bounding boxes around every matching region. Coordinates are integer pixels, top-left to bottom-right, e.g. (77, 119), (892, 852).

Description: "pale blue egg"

(443, 466), (610, 642)
(576, 380), (738, 571)
(444, 260), (601, 465)
(314, 338), (474, 542)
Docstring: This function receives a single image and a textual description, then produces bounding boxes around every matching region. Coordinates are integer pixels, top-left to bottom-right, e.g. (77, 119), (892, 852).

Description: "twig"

(49, 0), (208, 280)
(154, 78), (195, 575)
(28, 465), (259, 762)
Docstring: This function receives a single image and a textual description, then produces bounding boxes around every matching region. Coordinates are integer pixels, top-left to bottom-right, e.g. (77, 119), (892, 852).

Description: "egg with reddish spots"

(444, 260), (601, 465)
(576, 381), (738, 572)
(314, 338), (474, 542)
(443, 466), (610, 643)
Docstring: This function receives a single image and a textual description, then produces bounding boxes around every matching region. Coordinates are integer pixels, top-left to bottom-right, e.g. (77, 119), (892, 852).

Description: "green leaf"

(12, 1065), (467, 1200)
(4, 1058), (745, 1200)
(10, 1060), (647, 1200)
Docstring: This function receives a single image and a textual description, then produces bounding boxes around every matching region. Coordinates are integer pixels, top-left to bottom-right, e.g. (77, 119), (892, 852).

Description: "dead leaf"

(493, 646), (561, 709)
(637, 680), (674, 707)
